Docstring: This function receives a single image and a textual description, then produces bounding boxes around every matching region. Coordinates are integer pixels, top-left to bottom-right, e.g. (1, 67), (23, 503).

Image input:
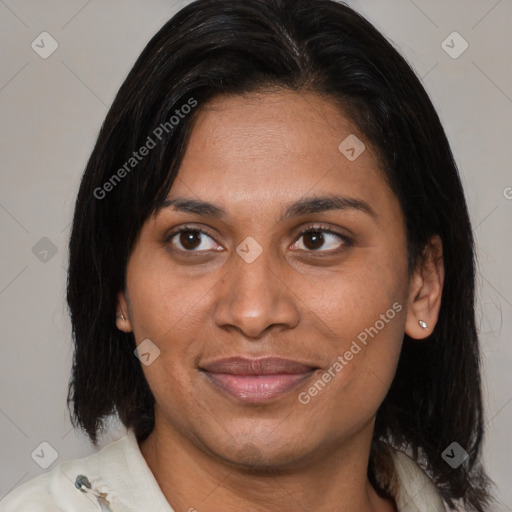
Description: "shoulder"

(372, 443), (450, 512)
(0, 472), (54, 512)
(0, 433), (130, 512)
(387, 446), (449, 512)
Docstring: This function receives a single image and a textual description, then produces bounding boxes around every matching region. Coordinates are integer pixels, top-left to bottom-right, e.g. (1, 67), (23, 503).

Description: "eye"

(165, 227), (221, 253)
(164, 224), (352, 255)
(291, 226), (352, 254)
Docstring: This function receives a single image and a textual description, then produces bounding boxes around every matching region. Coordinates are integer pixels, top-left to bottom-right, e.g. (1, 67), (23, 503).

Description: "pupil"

(306, 231), (324, 250)
(181, 230), (200, 250)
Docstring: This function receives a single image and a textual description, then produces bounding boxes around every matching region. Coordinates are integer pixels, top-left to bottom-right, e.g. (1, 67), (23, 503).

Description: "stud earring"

(120, 314), (125, 321)
(418, 320), (427, 329)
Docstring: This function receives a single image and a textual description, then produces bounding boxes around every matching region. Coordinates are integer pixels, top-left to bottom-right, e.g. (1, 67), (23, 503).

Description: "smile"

(200, 356), (318, 404)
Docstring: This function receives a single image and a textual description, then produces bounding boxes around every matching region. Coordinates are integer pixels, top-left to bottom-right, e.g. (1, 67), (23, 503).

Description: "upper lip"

(200, 356), (318, 375)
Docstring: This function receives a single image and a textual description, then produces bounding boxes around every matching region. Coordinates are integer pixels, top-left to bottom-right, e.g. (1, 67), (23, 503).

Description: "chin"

(204, 430), (316, 474)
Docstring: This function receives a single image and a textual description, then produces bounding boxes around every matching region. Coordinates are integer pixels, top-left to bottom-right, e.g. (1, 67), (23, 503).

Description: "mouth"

(199, 356), (319, 404)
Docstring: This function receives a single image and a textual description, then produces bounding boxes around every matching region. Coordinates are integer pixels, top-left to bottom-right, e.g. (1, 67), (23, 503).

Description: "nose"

(212, 244), (300, 340)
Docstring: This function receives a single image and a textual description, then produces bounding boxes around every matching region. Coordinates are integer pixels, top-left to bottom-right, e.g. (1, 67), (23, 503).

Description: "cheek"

(304, 247), (406, 345)
(299, 297), (404, 432)
(296, 249), (406, 412)
(126, 251), (211, 344)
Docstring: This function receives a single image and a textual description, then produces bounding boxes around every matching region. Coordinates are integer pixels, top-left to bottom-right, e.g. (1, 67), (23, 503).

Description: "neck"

(138, 414), (396, 512)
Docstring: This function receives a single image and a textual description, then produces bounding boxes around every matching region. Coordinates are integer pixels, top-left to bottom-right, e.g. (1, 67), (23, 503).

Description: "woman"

(0, 0), (495, 510)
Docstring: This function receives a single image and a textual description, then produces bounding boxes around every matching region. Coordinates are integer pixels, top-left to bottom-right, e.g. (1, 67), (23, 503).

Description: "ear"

(116, 290), (133, 333)
(405, 234), (445, 340)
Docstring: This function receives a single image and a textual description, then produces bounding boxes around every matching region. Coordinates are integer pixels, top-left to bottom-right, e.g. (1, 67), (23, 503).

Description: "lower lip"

(203, 371), (315, 403)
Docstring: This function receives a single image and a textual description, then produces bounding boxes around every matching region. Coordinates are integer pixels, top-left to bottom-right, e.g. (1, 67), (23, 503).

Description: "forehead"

(165, 89), (394, 221)
(183, 89), (375, 165)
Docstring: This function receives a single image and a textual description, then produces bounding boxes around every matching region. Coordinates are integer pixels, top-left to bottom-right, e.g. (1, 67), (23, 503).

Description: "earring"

(120, 314), (125, 321)
(418, 320), (427, 329)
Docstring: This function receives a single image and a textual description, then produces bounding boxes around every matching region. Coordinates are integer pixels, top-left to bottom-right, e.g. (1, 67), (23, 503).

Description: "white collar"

(49, 429), (173, 511)
(384, 446), (447, 511)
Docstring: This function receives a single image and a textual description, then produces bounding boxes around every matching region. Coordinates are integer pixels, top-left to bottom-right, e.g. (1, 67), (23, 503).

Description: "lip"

(200, 357), (318, 403)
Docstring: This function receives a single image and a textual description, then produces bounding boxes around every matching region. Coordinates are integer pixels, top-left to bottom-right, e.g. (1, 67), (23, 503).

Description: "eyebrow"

(160, 194), (377, 221)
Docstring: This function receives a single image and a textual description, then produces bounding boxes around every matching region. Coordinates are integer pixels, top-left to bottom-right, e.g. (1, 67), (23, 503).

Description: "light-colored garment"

(0, 429), (448, 511)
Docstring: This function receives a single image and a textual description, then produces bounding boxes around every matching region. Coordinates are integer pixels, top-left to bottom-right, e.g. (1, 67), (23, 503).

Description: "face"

(118, 89), (413, 469)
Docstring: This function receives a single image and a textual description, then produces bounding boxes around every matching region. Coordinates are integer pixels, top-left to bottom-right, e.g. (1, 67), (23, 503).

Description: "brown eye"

(179, 230), (202, 250)
(167, 228), (219, 252)
(291, 227), (351, 253)
(302, 230), (325, 250)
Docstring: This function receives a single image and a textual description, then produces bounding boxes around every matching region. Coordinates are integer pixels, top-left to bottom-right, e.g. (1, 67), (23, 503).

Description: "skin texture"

(116, 89), (444, 512)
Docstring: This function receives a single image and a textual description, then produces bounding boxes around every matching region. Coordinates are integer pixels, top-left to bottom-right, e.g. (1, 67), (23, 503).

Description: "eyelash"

(164, 224), (353, 256)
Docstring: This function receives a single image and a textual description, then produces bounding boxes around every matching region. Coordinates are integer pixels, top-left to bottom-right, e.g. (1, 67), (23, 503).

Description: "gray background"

(0, 0), (511, 508)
